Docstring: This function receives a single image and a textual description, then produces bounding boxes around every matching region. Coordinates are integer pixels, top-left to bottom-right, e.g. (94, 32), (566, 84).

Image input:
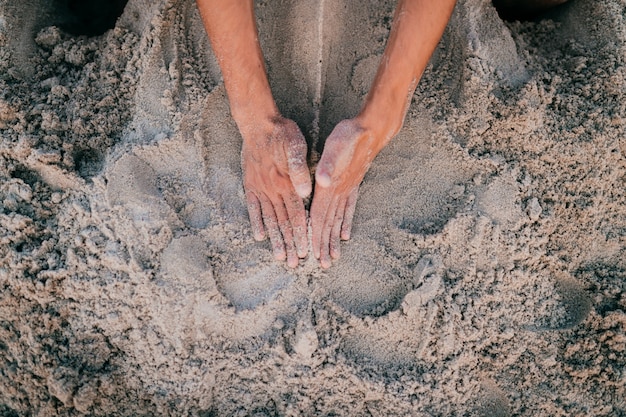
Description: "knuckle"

(279, 221), (292, 234)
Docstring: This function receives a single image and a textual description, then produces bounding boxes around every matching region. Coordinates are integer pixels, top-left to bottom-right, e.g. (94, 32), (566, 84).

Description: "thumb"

(315, 151), (334, 188)
(285, 136), (312, 198)
(315, 121), (360, 188)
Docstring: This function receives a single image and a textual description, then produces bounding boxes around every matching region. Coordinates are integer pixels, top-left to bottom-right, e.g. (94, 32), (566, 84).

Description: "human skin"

(311, 0), (571, 268)
(196, 0), (570, 269)
(196, 0), (312, 268)
(310, 0), (457, 268)
(196, 0), (456, 269)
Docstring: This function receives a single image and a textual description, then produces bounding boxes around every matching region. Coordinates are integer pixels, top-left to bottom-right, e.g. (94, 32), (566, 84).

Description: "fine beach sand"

(1, 0), (625, 415)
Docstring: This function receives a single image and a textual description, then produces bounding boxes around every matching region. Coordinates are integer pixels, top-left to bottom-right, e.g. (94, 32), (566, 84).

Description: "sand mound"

(1, 0), (625, 415)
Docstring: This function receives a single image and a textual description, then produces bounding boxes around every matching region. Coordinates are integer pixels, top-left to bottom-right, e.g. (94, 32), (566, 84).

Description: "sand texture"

(1, 0), (625, 415)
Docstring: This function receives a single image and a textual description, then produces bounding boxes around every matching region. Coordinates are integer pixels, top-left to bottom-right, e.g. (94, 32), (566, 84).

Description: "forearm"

(196, 0), (278, 138)
(357, 0), (456, 149)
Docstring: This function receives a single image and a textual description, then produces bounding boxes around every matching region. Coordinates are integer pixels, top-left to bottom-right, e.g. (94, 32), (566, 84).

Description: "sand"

(1, 0), (625, 415)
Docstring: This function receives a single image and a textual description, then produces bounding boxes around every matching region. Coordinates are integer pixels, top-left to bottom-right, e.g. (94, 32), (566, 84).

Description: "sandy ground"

(1, 0), (625, 415)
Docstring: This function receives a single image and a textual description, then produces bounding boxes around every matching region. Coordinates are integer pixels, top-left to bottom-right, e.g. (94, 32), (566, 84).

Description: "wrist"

(230, 97), (281, 143)
(355, 102), (404, 151)
(356, 70), (415, 148)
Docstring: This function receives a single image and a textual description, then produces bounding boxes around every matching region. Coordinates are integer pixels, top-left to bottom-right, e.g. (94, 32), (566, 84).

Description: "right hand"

(240, 116), (312, 268)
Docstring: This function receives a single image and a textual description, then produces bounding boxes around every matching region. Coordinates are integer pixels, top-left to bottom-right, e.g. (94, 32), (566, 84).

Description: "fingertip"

(274, 249), (287, 262)
(320, 256), (332, 269)
(287, 255), (299, 269)
(315, 170), (332, 188)
(294, 228), (308, 259)
(295, 182), (312, 198)
(320, 243), (332, 268)
(340, 229), (351, 241)
(253, 230), (266, 241)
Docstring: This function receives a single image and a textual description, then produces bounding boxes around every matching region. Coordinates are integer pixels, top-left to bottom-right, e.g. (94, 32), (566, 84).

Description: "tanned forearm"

(196, 0), (279, 139)
(357, 0), (457, 151)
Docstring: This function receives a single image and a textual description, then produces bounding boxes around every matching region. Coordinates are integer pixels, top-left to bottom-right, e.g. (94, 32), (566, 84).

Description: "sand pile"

(0, 0), (624, 415)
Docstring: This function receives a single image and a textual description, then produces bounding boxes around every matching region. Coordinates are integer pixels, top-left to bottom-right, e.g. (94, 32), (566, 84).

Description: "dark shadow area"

(73, 147), (105, 180)
(54, 0), (128, 36)
(476, 386), (512, 417)
(493, 0), (572, 21)
(576, 262), (625, 317)
(0, 405), (19, 417)
(396, 200), (462, 236)
(553, 277), (592, 329)
(11, 165), (42, 187)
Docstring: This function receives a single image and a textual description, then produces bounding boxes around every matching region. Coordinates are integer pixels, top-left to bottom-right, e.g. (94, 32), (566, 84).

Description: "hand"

(241, 117), (312, 268)
(306, 0), (457, 269)
(310, 119), (382, 268)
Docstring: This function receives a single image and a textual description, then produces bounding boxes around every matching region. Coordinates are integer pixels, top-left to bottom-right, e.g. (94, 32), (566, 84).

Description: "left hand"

(240, 117), (312, 268)
(310, 119), (382, 268)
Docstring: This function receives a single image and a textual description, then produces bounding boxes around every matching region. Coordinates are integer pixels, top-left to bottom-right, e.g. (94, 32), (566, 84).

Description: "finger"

(246, 191), (265, 241)
(273, 196), (299, 268)
(258, 194), (286, 261)
(285, 134), (312, 198)
(341, 188), (359, 240)
(310, 189), (331, 260)
(330, 197), (347, 260)
(320, 198), (339, 269)
(284, 192), (308, 259)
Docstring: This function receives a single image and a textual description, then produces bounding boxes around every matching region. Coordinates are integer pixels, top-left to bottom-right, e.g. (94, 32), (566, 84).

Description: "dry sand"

(1, 0), (625, 415)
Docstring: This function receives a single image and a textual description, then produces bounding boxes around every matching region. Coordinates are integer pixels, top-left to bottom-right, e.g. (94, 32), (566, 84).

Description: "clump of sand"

(1, 0), (624, 415)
